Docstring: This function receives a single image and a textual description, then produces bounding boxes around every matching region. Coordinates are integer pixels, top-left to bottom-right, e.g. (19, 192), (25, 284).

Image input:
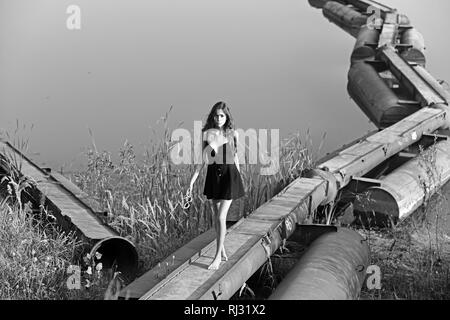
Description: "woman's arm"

(188, 163), (203, 191)
(188, 133), (209, 191)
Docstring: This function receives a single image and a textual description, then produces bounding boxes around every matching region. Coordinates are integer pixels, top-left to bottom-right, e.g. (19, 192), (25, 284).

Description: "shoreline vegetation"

(1, 114), (450, 300)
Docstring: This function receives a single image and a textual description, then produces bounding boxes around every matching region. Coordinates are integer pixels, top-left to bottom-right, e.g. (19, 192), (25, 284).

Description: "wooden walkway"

(320, 107), (448, 187)
(0, 140), (114, 240)
(120, 177), (327, 300)
(380, 47), (448, 106)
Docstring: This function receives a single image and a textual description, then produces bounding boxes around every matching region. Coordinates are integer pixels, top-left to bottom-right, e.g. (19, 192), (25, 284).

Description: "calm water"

(1, 0), (449, 170)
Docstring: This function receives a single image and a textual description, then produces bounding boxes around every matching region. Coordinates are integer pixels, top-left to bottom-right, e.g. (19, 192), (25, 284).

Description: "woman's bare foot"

(208, 257), (221, 270)
(221, 247), (228, 261)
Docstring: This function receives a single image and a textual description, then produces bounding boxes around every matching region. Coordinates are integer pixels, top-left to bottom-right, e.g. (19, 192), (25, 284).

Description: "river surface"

(1, 0), (449, 170)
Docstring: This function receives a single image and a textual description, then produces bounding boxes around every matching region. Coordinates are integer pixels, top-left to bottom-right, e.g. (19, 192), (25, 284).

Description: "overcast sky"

(1, 0), (449, 170)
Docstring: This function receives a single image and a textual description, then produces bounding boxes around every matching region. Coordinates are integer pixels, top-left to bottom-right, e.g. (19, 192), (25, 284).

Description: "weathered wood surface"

(0, 140), (113, 239)
(320, 107), (448, 186)
(380, 47), (447, 106)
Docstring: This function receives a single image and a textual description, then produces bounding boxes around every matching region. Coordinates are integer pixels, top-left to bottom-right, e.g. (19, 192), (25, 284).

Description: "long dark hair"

(202, 101), (237, 153)
(202, 101), (235, 133)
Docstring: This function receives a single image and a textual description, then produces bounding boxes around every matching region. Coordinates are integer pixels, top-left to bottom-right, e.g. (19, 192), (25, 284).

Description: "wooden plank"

(126, 218), (248, 299)
(405, 107), (444, 121)
(267, 198), (301, 209)
(366, 130), (400, 144)
(388, 120), (423, 135)
(381, 47), (446, 105)
(119, 228), (217, 299)
(262, 202), (299, 212)
(379, 23), (397, 47)
(142, 234), (257, 299)
(1, 141), (117, 241)
(384, 12), (399, 24)
(320, 154), (359, 173)
(280, 189), (310, 199)
(282, 180), (325, 198)
(413, 65), (450, 103)
(233, 219), (276, 236)
(341, 141), (382, 157)
(274, 193), (305, 203)
(249, 206), (294, 221)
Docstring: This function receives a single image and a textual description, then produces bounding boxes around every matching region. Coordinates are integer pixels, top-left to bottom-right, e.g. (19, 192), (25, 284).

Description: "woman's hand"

(183, 187), (193, 210)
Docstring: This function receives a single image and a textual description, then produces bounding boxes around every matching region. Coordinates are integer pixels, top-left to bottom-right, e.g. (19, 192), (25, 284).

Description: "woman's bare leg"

(211, 199), (220, 238)
(208, 199), (232, 270)
(211, 200), (228, 262)
(211, 200), (227, 261)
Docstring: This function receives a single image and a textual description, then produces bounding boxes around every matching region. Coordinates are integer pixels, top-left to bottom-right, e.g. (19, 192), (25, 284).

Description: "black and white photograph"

(1, 0), (450, 307)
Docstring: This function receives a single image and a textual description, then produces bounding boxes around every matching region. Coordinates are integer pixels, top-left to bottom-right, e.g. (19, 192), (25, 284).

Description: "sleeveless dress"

(203, 139), (246, 200)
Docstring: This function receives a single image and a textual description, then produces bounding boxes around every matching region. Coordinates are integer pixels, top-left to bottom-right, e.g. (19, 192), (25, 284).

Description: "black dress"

(203, 140), (246, 200)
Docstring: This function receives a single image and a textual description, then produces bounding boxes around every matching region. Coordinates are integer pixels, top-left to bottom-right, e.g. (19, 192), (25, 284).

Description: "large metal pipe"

(48, 170), (139, 278)
(269, 227), (370, 300)
(351, 25), (380, 63)
(348, 61), (420, 128)
(343, 0), (393, 15)
(413, 65), (450, 103)
(323, 1), (368, 38)
(0, 140), (138, 279)
(354, 139), (450, 225)
(341, 1), (410, 25)
(319, 107), (449, 189)
(308, 0), (330, 9)
(400, 28), (426, 67)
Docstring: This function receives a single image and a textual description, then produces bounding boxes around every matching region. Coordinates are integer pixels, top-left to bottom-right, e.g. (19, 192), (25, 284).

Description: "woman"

(187, 101), (245, 270)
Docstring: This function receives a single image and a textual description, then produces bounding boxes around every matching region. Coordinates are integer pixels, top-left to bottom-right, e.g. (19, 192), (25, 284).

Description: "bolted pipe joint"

(303, 168), (339, 206)
(400, 27), (426, 67)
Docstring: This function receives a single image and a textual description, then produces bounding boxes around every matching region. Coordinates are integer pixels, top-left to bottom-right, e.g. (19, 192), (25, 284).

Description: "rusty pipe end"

(353, 187), (399, 228)
(90, 236), (139, 280)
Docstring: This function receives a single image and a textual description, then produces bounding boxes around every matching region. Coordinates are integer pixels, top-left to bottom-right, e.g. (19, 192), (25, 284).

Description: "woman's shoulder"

(222, 128), (237, 136)
(226, 129), (238, 142)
